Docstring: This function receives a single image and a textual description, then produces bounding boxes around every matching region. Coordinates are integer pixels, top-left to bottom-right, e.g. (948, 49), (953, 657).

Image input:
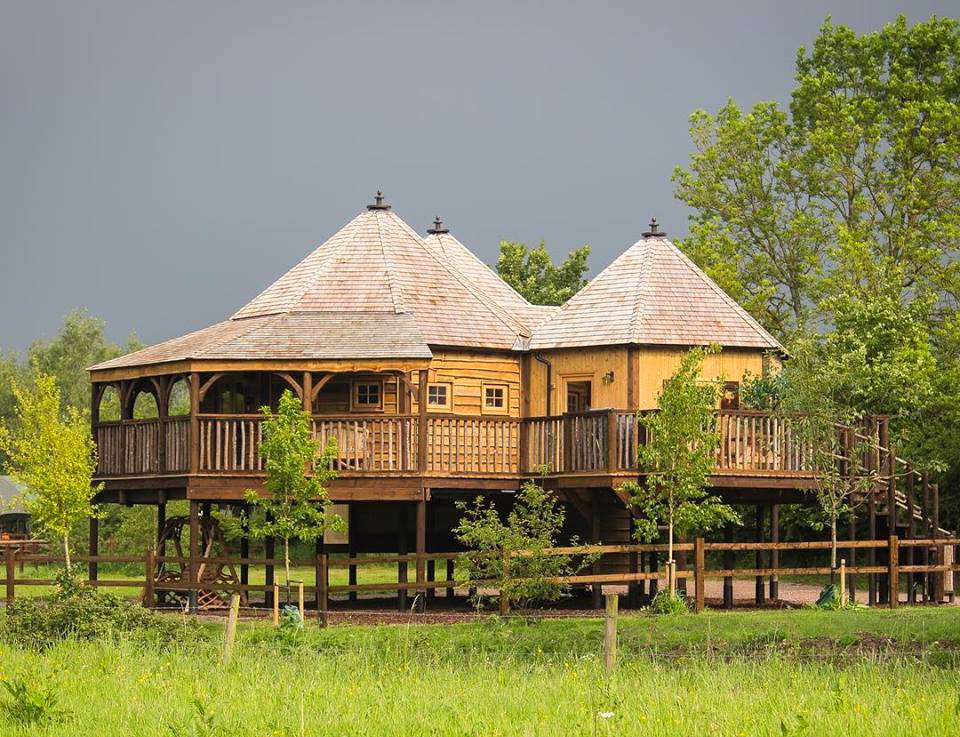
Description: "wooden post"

(347, 503), (357, 603)
(846, 493), (857, 602)
(426, 559), (436, 602)
(606, 409), (618, 473)
(417, 369), (428, 473)
(906, 466), (916, 604)
(398, 505), (408, 611)
(694, 537), (705, 613)
(922, 472), (931, 602)
(297, 581), (305, 620)
(499, 550), (510, 616)
(302, 372), (312, 413)
(5, 546), (14, 606)
(932, 483), (943, 602)
(272, 583), (280, 625)
(867, 418), (877, 606)
(157, 502), (166, 547)
(416, 499), (427, 600)
(628, 523), (640, 609)
(754, 505), (764, 606)
(189, 372), (200, 474)
(317, 553), (329, 626)
(839, 558), (847, 605)
(188, 500), (199, 614)
(222, 593), (240, 664)
(723, 524), (734, 609)
(88, 516), (99, 584)
(591, 497), (602, 609)
(446, 558), (455, 599)
(239, 526), (249, 589)
(144, 546), (156, 608)
(265, 533), (275, 609)
(769, 504), (779, 600)
(603, 593), (619, 675)
(888, 535), (899, 609)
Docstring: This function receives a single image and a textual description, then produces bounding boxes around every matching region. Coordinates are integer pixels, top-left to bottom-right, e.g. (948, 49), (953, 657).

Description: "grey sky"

(1, 1), (957, 353)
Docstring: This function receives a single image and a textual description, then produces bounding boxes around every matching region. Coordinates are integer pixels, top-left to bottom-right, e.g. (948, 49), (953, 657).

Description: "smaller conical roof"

(529, 234), (783, 351)
(421, 228), (558, 330)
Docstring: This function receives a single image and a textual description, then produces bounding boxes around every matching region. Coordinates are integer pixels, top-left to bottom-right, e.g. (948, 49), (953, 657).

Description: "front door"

(566, 381), (592, 413)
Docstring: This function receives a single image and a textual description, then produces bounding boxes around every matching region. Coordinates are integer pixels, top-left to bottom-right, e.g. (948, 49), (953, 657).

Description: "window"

(427, 383), (451, 410)
(721, 382), (740, 410)
(483, 384), (508, 414)
(352, 381), (383, 410)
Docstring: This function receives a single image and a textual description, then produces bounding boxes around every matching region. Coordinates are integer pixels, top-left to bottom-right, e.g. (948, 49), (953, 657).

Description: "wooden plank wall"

(416, 351), (522, 417)
(314, 376), (400, 415)
(527, 347), (630, 416)
(637, 347), (765, 410)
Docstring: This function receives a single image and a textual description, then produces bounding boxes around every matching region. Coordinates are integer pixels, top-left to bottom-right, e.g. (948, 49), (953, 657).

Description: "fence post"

(272, 583), (280, 626)
(603, 593), (619, 675)
(839, 558), (846, 606)
(297, 582), (305, 621)
(144, 547), (156, 608)
(499, 551), (510, 616)
(694, 537), (705, 613)
(222, 593), (240, 665)
(318, 553), (329, 626)
(5, 547), (14, 606)
(606, 410), (618, 472)
(888, 535), (899, 609)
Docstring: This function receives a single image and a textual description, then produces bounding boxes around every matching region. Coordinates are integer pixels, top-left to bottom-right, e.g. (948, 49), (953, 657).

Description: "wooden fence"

(4, 536), (956, 616)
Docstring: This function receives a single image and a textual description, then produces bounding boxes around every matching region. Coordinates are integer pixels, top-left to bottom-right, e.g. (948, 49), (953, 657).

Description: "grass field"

(1, 607), (959, 735)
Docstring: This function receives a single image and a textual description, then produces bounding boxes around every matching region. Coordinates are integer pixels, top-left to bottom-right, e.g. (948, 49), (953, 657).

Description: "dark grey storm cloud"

(1, 0), (957, 352)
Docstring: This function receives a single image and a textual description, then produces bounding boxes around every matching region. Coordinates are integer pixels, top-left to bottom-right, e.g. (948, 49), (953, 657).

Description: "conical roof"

(421, 228), (558, 330)
(92, 205), (537, 371)
(529, 234), (783, 351)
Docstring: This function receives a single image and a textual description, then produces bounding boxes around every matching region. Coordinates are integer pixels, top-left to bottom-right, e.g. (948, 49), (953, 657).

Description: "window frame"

(351, 379), (384, 412)
(426, 382), (452, 411)
(482, 383), (509, 415)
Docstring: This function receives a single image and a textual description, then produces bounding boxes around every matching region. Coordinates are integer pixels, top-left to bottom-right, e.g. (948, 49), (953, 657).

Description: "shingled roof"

(421, 226), (558, 330)
(91, 204), (537, 371)
(529, 233), (783, 351)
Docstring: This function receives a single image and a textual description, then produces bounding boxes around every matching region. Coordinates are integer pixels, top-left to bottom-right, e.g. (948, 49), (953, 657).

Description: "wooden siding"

(415, 351), (522, 418)
(637, 347), (765, 410)
(527, 347), (630, 416)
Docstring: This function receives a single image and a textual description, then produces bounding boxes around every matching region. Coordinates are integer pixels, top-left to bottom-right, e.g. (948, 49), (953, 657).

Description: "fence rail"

(5, 536), (956, 615)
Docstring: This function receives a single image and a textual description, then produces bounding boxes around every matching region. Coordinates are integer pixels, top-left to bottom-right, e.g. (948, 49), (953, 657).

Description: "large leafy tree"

(495, 240), (591, 305)
(226, 390), (343, 588)
(621, 347), (739, 587)
(0, 373), (101, 570)
(674, 15), (960, 340)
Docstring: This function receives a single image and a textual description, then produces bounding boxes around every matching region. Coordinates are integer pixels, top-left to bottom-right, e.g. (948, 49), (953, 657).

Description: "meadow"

(1, 607), (959, 736)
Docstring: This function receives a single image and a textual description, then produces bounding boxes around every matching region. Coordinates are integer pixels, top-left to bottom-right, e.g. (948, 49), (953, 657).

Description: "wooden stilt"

(398, 505), (408, 611)
(769, 504), (779, 600)
(416, 499), (426, 609)
(188, 500), (199, 613)
(754, 505), (764, 606)
(723, 524), (734, 609)
(264, 532), (275, 609)
(348, 503), (357, 603)
(446, 559), (455, 598)
(591, 497), (602, 609)
(88, 517), (99, 583)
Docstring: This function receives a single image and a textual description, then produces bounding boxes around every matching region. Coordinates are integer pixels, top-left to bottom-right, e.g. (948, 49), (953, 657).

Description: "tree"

(0, 373), (101, 570)
(454, 480), (592, 611)
(674, 16), (960, 341)
(495, 240), (591, 305)
(225, 390), (343, 588)
(620, 347), (739, 591)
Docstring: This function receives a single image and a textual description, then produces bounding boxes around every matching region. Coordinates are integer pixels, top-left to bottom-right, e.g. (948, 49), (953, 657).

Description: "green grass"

(1, 608), (959, 735)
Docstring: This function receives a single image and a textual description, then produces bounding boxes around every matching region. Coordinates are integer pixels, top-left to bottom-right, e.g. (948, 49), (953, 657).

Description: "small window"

(483, 384), (508, 414)
(427, 383), (451, 409)
(352, 381), (383, 410)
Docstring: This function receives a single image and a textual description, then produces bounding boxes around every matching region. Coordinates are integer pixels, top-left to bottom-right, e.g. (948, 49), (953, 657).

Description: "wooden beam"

(275, 372), (303, 399)
(190, 373), (200, 475)
(197, 373), (225, 402)
(302, 372), (313, 413)
(310, 373), (334, 402)
(417, 369), (428, 473)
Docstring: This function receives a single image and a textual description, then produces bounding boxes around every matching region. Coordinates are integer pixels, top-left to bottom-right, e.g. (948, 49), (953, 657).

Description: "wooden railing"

(95, 409), (868, 480)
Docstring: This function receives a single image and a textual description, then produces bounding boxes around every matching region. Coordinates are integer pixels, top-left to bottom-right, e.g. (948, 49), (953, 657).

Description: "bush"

(0, 677), (68, 727)
(648, 590), (690, 615)
(0, 570), (201, 649)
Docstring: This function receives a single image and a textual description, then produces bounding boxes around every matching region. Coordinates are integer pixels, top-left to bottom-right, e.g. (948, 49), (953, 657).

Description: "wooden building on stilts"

(88, 193), (948, 610)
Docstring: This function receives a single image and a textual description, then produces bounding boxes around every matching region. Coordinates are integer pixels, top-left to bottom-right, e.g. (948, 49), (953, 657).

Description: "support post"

(723, 524), (734, 609)
(769, 504), (779, 600)
(603, 593), (619, 675)
(888, 535), (899, 609)
(446, 558), (455, 599)
(5, 546), (14, 606)
(847, 492), (857, 602)
(347, 503), (357, 603)
(398, 506), (408, 611)
(88, 517), (99, 584)
(417, 370), (428, 474)
(144, 546), (156, 608)
(426, 559), (436, 603)
(754, 505), (764, 606)
(317, 553), (329, 626)
(500, 550), (510, 616)
(606, 410), (618, 473)
(591, 496), (602, 609)
(239, 511), (249, 589)
(416, 499), (426, 604)
(157, 502), (166, 547)
(188, 500), (199, 613)
(906, 466), (916, 604)
(265, 533), (275, 609)
(933, 483), (943, 602)
(189, 372), (200, 474)
(628, 528), (640, 609)
(694, 537), (705, 613)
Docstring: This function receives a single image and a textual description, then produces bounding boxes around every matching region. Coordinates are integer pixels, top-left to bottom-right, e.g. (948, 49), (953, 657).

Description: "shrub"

(648, 590), (690, 615)
(0, 570), (201, 649)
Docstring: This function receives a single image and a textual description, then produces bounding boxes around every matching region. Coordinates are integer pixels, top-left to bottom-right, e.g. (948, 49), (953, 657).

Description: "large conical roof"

(92, 205), (537, 371)
(529, 233), (783, 351)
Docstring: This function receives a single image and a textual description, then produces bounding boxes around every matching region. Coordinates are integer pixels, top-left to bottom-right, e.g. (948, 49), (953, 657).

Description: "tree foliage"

(0, 373), (101, 569)
(621, 347), (739, 565)
(495, 240), (591, 305)
(454, 481), (592, 611)
(223, 390), (343, 587)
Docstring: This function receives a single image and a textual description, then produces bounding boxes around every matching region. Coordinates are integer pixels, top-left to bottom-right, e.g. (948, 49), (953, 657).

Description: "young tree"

(620, 347), (739, 590)
(454, 480), (591, 611)
(0, 373), (101, 570)
(495, 240), (591, 305)
(226, 390), (343, 588)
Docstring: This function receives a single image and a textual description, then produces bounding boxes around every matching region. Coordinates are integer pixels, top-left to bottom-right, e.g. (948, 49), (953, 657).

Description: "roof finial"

(427, 216), (449, 235)
(367, 190), (391, 210)
(642, 217), (665, 238)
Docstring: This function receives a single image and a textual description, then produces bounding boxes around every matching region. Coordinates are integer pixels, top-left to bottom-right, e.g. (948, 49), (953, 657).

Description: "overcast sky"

(2, 1), (957, 353)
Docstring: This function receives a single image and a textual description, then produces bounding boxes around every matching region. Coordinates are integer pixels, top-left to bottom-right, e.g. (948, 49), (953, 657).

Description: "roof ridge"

(659, 237), (782, 349)
(433, 232), (537, 308)
(373, 210), (407, 314)
(385, 211), (534, 339)
(627, 240), (652, 342)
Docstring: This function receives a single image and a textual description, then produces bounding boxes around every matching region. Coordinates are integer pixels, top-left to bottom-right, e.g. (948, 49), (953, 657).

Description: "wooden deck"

(93, 409), (825, 501)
